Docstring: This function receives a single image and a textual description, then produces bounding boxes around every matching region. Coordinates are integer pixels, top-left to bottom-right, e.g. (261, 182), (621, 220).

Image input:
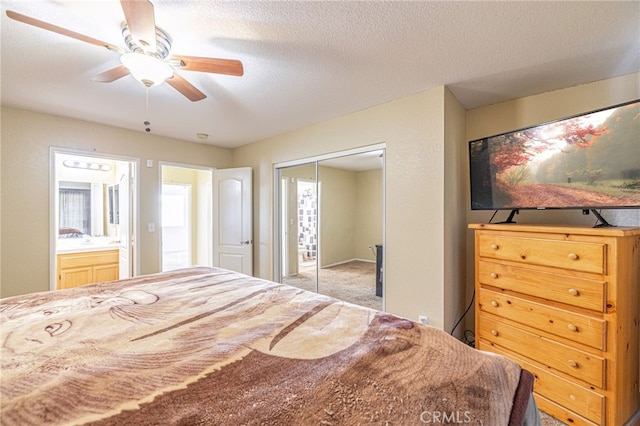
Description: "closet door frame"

(273, 143), (386, 310)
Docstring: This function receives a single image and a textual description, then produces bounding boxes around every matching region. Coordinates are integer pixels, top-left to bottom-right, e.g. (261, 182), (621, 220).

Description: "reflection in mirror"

(277, 149), (384, 311)
(317, 150), (383, 310)
(279, 163), (318, 292)
(108, 184), (120, 224)
(59, 182), (92, 236)
(56, 153), (121, 240)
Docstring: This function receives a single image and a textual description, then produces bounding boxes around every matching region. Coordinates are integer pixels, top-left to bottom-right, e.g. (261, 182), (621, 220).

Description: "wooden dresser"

(469, 224), (640, 426)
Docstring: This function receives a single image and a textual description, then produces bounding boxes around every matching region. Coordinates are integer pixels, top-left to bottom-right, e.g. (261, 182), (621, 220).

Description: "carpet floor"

(282, 260), (382, 310)
(540, 411), (566, 425)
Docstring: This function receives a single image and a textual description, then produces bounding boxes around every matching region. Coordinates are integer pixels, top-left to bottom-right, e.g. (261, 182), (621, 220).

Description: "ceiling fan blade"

(90, 65), (131, 83)
(120, 0), (157, 52)
(5, 10), (122, 53)
(171, 56), (244, 77)
(165, 73), (207, 102)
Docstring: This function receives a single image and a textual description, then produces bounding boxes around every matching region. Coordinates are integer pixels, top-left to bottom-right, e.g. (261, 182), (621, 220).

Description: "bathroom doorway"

(50, 148), (138, 291)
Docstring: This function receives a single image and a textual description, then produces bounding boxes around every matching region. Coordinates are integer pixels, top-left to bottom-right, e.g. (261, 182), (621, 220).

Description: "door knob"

(241, 240), (252, 245)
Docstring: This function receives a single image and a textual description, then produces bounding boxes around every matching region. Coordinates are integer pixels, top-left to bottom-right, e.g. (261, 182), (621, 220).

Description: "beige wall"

(318, 166), (383, 267)
(1, 107), (232, 297)
(233, 86), (467, 328)
(4, 74), (633, 331)
(464, 72), (640, 331)
(354, 168), (383, 262)
(195, 169), (213, 266)
(444, 90), (468, 334)
(319, 166), (357, 267)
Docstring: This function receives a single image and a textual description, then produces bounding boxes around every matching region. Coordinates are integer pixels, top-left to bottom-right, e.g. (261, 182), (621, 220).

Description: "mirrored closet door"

(276, 147), (385, 311)
(278, 162), (318, 293)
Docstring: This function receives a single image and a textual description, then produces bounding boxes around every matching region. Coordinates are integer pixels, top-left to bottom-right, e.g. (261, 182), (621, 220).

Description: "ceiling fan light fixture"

(121, 53), (173, 87)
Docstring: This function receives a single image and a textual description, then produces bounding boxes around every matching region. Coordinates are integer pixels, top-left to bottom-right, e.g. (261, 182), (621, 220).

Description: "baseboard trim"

(625, 406), (640, 426)
(321, 258), (375, 269)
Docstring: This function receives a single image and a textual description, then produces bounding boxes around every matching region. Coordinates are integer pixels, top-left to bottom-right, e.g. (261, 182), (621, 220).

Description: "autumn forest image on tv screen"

(470, 101), (640, 210)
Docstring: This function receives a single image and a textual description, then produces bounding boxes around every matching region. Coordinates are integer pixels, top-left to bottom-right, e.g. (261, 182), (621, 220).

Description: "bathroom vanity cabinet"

(57, 249), (119, 290)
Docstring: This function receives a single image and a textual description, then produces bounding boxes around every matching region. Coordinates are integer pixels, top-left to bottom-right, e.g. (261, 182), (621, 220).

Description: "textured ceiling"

(1, 1), (639, 149)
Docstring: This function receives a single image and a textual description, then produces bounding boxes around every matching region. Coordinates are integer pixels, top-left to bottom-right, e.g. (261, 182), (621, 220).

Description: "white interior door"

(280, 177), (289, 279)
(118, 164), (132, 279)
(213, 167), (253, 275)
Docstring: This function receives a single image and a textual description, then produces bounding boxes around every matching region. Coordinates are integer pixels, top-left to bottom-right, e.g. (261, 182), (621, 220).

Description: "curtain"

(59, 188), (91, 235)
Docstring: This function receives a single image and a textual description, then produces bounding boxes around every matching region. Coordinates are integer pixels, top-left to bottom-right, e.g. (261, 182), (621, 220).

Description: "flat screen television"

(469, 100), (640, 225)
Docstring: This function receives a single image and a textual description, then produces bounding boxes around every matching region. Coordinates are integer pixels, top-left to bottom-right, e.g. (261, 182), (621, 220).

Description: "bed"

(1, 267), (539, 425)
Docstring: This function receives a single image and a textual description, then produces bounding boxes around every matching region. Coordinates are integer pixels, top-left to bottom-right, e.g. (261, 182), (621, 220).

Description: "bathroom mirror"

(108, 184), (120, 225)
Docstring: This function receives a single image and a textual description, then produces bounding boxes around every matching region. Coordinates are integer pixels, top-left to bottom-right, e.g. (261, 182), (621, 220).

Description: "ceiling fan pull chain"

(144, 87), (151, 133)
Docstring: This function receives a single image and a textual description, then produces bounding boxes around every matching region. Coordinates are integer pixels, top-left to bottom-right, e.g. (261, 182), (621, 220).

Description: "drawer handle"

(490, 244), (499, 250)
(567, 323), (578, 332)
(490, 272), (498, 279)
(568, 360), (579, 368)
(568, 288), (579, 296)
(491, 329), (499, 336)
(567, 253), (579, 260)
(491, 300), (499, 308)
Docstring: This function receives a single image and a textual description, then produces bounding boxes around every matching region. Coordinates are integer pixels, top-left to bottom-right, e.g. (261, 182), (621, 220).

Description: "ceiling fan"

(6, 0), (244, 102)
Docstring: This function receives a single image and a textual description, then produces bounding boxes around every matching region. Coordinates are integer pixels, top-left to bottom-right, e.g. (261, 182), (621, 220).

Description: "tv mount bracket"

(583, 209), (613, 228)
(490, 208), (613, 227)
(497, 209), (519, 224)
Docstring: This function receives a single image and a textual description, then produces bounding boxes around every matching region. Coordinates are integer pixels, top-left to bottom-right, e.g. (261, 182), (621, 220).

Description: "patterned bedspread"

(1, 267), (533, 425)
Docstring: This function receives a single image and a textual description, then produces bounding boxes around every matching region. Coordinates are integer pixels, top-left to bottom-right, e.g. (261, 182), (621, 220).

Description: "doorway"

(275, 146), (385, 311)
(160, 163), (213, 271)
(51, 149), (138, 291)
(161, 183), (192, 270)
(159, 164), (253, 276)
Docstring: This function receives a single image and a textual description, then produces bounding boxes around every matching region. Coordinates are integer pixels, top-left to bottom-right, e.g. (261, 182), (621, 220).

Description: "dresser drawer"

(478, 341), (604, 425)
(478, 289), (606, 350)
(477, 233), (606, 274)
(478, 314), (605, 388)
(478, 260), (606, 312)
(535, 394), (600, 426)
